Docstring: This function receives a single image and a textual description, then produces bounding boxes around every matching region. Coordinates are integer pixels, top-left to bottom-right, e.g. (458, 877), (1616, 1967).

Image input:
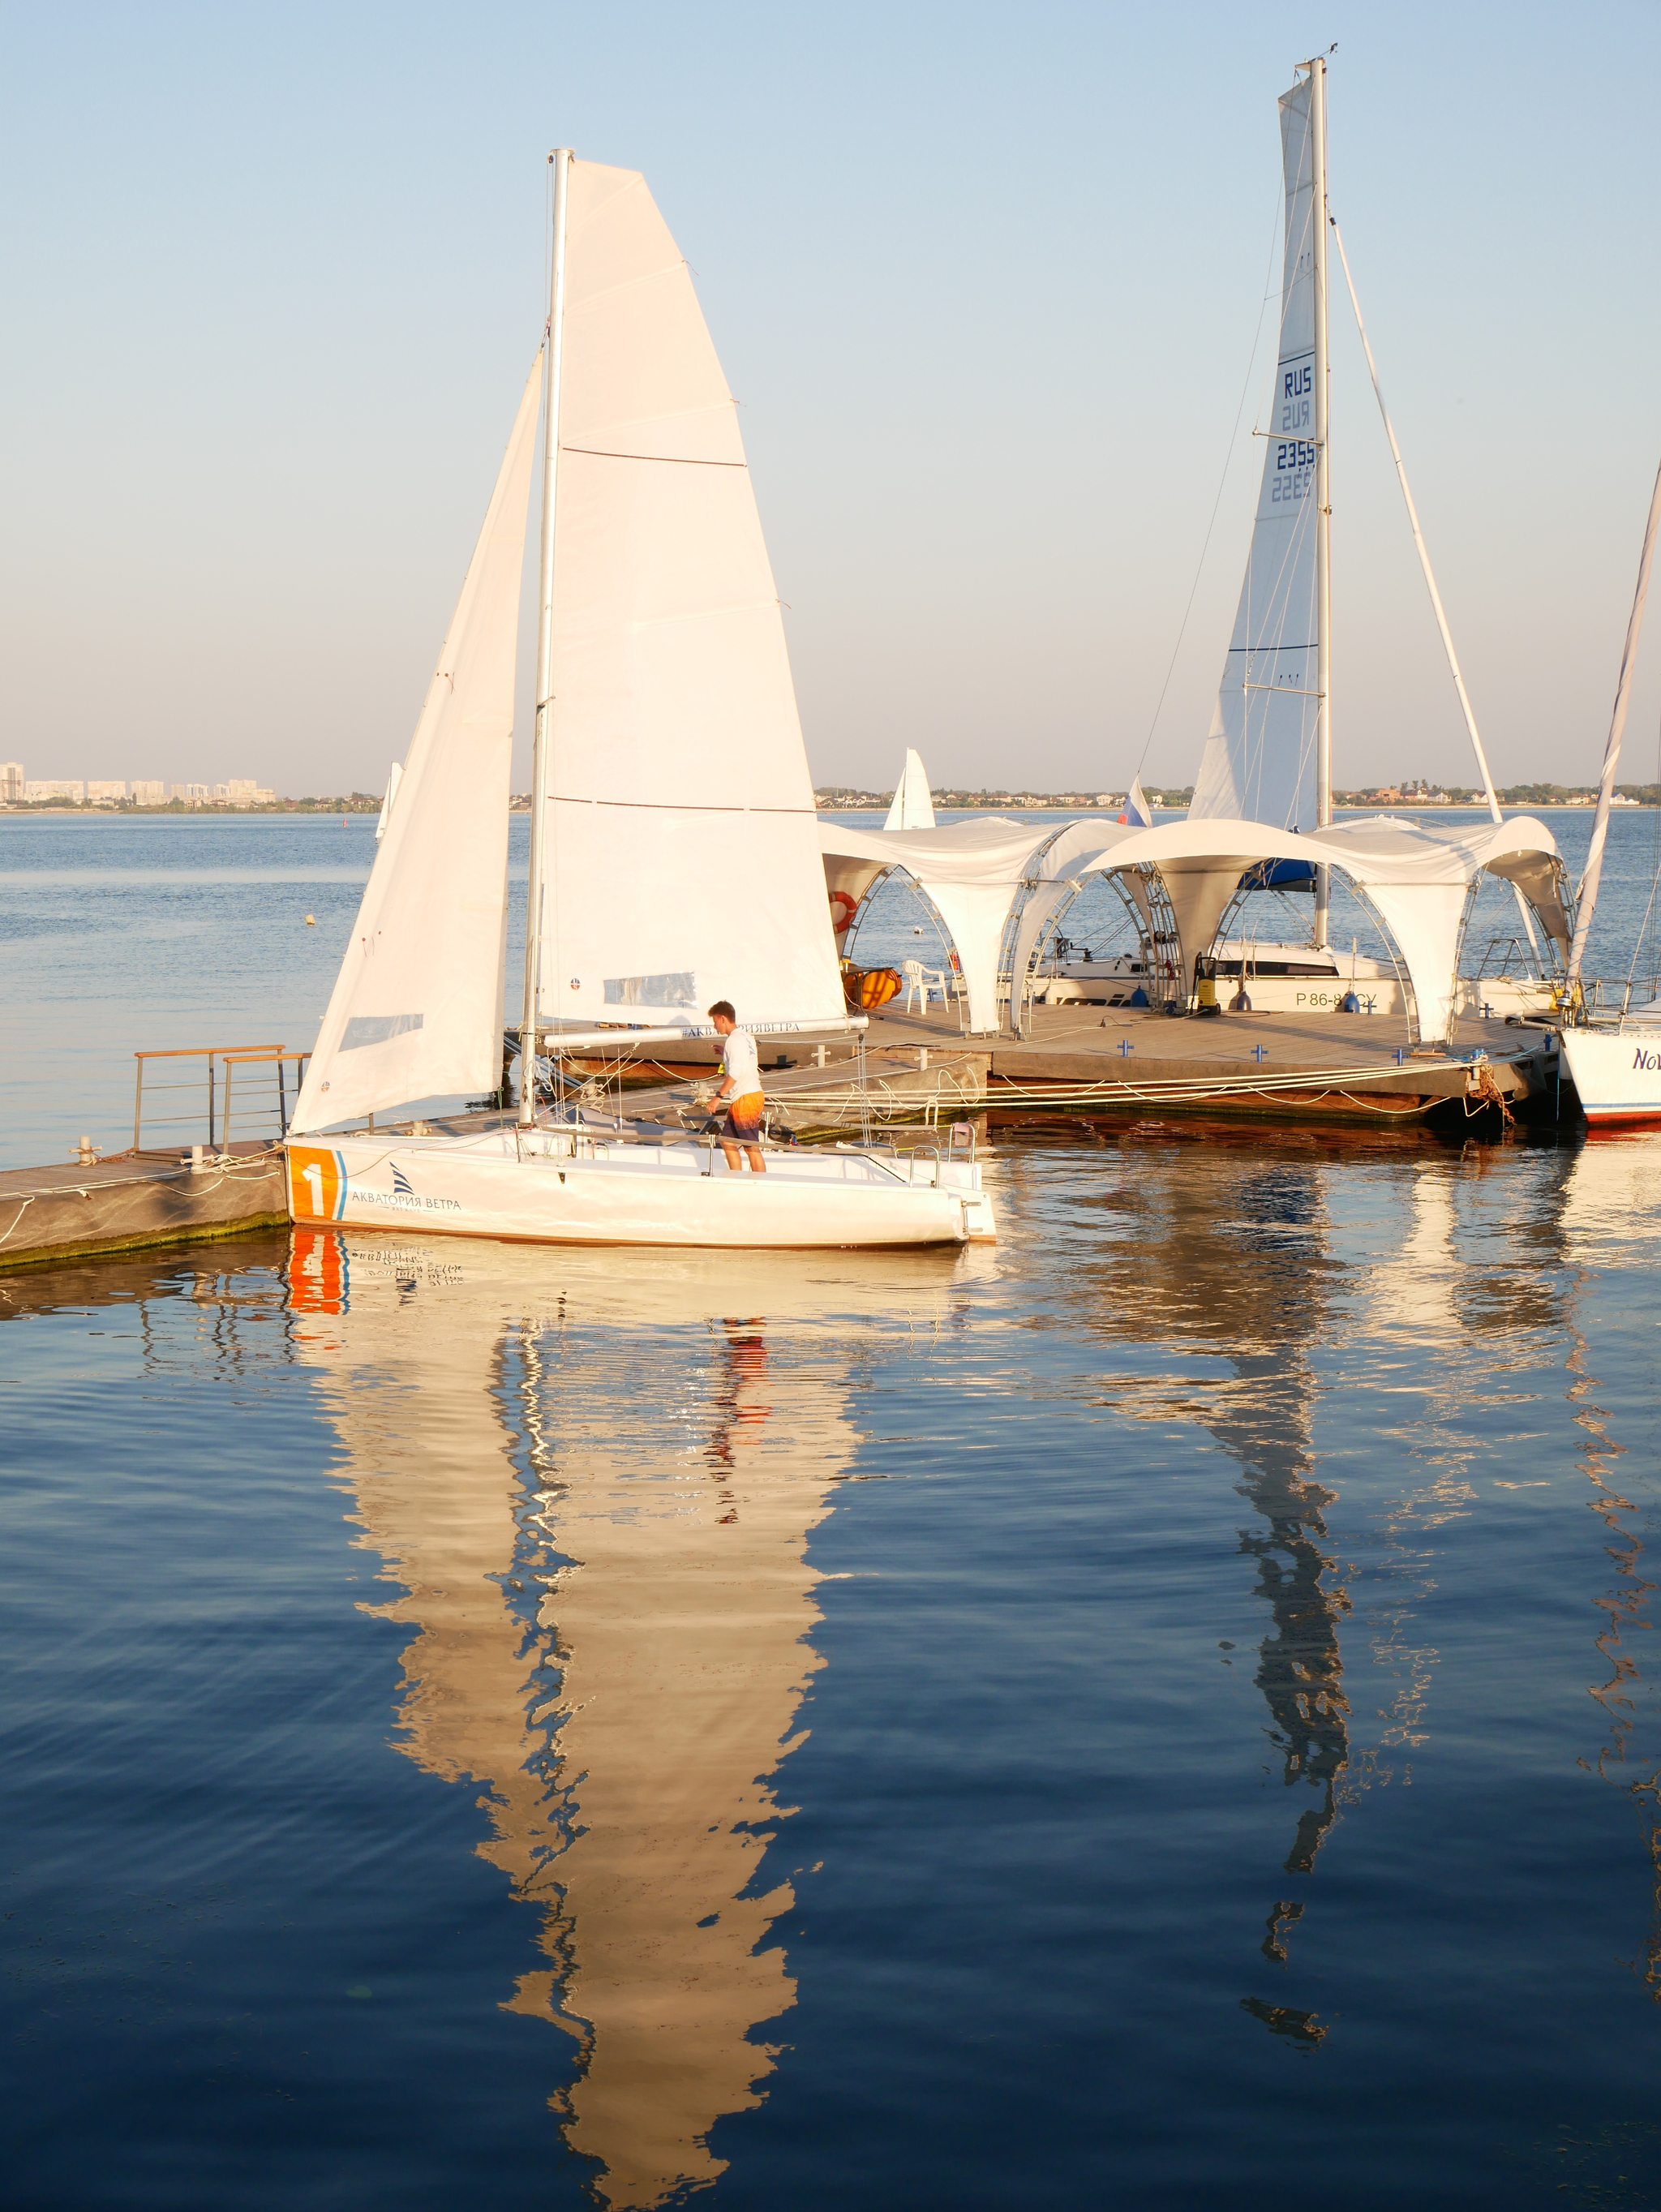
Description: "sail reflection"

(288, 1230), (957, 2206)
(1071, 1148), (1352, 1901)
(1056, 1137), (1522, 2028)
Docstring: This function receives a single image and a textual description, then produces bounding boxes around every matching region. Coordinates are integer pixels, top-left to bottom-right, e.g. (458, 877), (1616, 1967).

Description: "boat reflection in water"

(1054, 1142), (1351, 2042)
(287, 1226), (962, 2207)
(1560, 1135), (1661, 1999)
(1062, 1134), (1499, 2046)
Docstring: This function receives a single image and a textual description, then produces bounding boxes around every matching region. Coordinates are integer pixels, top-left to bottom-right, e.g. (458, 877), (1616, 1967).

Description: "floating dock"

(0, 1012), (1556, 1274)
(575, 1003), (1554, 1126)
(0, 1145), (288, 1275)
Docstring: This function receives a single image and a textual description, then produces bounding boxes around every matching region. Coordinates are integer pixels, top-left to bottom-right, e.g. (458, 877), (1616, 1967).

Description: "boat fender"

(1338, 990), (1361, 1013)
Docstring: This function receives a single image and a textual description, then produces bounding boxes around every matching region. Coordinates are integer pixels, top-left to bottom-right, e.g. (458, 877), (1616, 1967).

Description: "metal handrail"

(134, 1045), (285, 1149)
(221, 1051), (311, 1150)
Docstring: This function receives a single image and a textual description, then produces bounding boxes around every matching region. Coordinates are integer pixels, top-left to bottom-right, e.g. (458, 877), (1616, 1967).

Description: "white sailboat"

(1556, 456), (1661, 1127)
(284, 153), (994, 1247)
(821, 62), (1570, 1053)
(883, 747), (937, 831)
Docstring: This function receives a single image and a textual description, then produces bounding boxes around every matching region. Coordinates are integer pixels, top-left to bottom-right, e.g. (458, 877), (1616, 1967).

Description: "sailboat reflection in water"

(290, 1227), (958, 2206)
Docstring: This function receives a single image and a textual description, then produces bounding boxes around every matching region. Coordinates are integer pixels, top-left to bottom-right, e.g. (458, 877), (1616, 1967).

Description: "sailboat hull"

(1560, 1029), (1661, 1128)
(284, 1129), (994, 1248)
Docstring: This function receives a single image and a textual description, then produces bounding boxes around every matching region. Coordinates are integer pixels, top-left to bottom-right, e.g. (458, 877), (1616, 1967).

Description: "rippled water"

(5, 1126), (1661, 2208)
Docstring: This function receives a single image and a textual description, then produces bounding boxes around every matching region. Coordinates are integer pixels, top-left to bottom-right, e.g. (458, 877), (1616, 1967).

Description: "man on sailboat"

(707, 1002), (766, 1173)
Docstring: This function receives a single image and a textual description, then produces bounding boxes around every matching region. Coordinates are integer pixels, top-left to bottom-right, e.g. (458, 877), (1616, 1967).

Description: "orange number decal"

(288, 1145), (344, 1222)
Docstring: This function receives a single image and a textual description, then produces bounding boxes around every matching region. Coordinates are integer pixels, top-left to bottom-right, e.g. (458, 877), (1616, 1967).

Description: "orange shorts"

(723, 1092), (765, 1140)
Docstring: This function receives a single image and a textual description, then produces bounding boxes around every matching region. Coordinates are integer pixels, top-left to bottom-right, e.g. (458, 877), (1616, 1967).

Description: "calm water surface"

(7, 812), (1661, 2204)
(5, 1125), (1661, 2207)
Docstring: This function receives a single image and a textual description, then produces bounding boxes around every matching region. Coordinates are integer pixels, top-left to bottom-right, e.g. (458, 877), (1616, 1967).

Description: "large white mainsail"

(290, 356), (543, 1135)
(1191, 74), (1321, 832)
(536, 161), (845, 1034)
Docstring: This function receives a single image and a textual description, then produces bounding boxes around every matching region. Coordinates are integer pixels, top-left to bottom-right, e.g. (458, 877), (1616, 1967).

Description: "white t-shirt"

(720, 1027), (762, 1098)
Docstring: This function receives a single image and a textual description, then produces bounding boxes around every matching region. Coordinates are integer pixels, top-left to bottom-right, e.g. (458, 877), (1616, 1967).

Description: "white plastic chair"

(902, 958), (950, 1012)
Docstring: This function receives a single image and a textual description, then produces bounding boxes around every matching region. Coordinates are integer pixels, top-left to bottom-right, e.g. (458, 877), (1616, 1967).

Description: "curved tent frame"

(822, 814), (1568, 1045)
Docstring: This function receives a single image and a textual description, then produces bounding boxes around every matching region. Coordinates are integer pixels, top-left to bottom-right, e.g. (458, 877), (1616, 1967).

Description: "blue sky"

(4, 1), (1659, 797)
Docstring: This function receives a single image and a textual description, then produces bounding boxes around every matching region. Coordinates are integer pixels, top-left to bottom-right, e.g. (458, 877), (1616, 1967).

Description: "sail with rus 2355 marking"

(537, 161), (846, 1037)
(1191, 73), (1320, 834)
(288, 354), (544, 1136)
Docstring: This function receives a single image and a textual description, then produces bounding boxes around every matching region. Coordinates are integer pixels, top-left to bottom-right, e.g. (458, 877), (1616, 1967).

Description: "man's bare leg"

(720, 1140), (742, 1171)
(746, 1145), (766, 1173)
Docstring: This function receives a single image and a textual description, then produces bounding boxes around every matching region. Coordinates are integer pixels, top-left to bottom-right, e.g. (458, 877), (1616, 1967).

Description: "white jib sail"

(539, 161), (846, 1035)
(289, 354), (543, 1135)
(884, 748), (937, 831)
(1191, 75), (1320, 832)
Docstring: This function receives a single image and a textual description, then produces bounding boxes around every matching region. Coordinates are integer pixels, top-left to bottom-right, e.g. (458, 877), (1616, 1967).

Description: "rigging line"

(1329, 212), (1539, 956)
(1134, 181), (1285, 781)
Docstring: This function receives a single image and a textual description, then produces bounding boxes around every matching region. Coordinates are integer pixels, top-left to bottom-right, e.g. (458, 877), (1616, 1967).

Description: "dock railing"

(134, 1046), (310, 1153)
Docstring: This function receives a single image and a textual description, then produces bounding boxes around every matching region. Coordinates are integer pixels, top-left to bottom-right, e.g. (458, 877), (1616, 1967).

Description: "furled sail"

(883, 747), (937, 831)
(1191, 75), (1320, 832)
(538, 161), (845, 1034)
(290, 355), (543, 1134)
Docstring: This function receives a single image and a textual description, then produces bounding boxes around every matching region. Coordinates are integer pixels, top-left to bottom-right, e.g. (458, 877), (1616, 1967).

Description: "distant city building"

(0, 762), (23, 802)
(130, 780), (165, 803)
(173, 782), (209, 802)
(85, 780), (127, 804)
(25, 779), (85, 802)
(208, 778), (274, 804)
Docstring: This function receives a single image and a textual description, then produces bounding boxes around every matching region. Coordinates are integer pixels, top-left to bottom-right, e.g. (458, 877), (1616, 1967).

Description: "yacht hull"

(1560, 1029), (1661, 1128)
(285, 1130), (994, 1248)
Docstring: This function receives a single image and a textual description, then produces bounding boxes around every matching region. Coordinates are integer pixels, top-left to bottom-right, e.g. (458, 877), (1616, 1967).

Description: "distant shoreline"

(3, 799), (1656, 819)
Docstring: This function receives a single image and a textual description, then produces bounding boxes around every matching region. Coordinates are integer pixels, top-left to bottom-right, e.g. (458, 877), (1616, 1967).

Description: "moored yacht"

(284, 154), (994, 1246)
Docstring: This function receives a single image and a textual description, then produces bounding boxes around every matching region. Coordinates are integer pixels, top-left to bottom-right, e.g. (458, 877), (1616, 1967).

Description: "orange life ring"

(829, 888), (859, 933)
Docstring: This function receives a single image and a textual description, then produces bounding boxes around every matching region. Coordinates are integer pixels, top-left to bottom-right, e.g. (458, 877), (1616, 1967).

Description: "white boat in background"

(1032, 938), (1555, 1023)
(818, 58), (1569, 1052)
(1557, 453), (1661, 1129)
(883, 748), (937, 831)
(283, 152), (994, 1247)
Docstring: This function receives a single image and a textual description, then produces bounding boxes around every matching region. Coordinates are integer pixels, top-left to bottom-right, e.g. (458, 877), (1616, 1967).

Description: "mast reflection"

(1076, 1145), (1352, 1919)
(288, 1230), (950, 2206)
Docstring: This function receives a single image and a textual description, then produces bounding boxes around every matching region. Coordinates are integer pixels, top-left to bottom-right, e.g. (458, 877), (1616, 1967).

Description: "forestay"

(539, 161), (845, 1035)
(1191, 73), (1321, 833)
(289, 354), (543, 1135)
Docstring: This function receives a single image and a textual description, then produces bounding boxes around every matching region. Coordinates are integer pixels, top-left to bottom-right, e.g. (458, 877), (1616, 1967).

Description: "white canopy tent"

(822, 813), (1567, 1042)
(821, 817), (1062, 1032)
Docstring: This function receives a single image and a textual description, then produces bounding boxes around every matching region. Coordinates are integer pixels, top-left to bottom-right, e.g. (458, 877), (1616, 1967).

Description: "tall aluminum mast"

(519, 148), (573, 1125)
(1308, 54), (1333, 949)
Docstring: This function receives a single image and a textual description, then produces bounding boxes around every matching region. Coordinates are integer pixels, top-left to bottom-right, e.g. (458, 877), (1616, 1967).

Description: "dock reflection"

(287, 1231), (956, 2207)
